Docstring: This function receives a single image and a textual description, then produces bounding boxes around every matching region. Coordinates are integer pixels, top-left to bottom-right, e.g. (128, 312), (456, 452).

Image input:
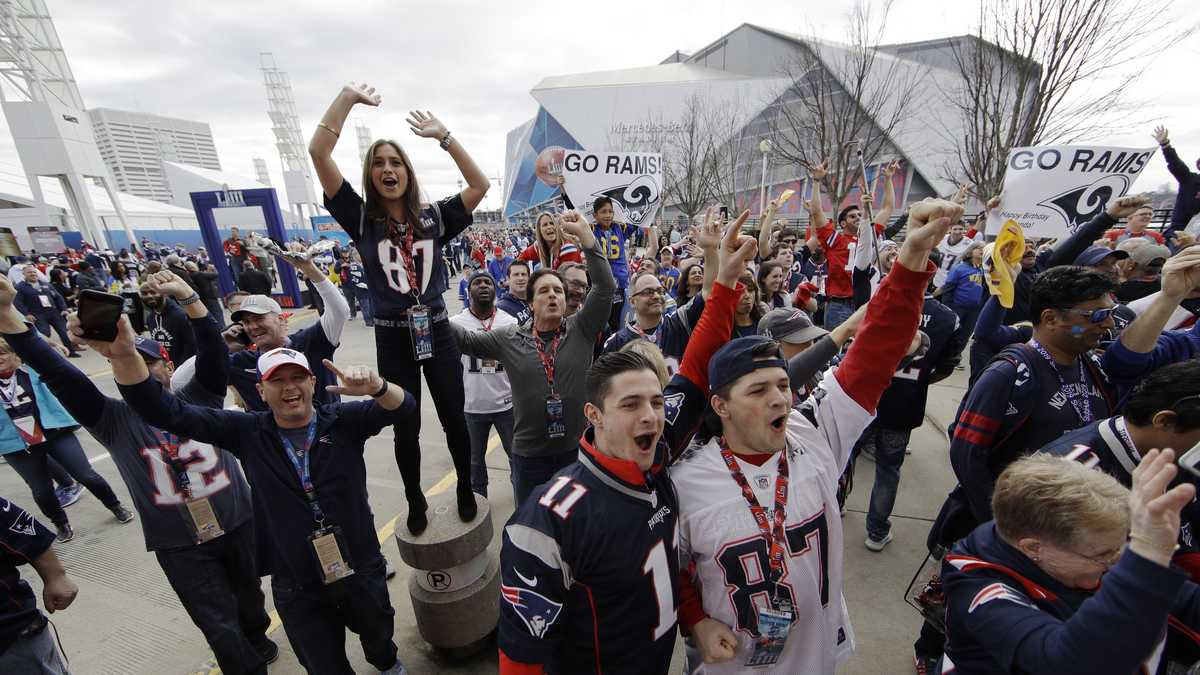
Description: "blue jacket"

(0, 367), (76, 455)
(13, 282), (66, 317)
(940, 262), (986, 309)
(940, 522), (1200, 675)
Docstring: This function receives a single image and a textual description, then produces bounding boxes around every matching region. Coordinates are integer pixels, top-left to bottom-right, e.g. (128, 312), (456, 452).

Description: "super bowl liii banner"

(560, 151), (663, 228)
(987, 144), (1156, 239)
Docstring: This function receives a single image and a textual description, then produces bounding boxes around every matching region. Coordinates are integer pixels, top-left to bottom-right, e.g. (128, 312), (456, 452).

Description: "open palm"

(406, 110), (448, 139)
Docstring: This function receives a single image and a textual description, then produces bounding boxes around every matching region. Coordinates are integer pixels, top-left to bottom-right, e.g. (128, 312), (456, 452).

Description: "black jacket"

(238, 267), (272, 296)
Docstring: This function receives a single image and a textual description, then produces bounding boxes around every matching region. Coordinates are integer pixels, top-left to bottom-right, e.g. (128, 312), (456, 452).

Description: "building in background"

(504, 23), (1028, 227)
(89, 108), (221, 203)
(252, 156), (271, 186)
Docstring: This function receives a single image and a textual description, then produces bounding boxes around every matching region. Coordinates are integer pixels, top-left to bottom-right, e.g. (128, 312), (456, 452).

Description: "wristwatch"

(439, 131), (453, 150)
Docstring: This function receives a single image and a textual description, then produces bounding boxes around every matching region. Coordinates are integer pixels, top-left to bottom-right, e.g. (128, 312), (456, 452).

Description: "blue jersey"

(496, 292), (532, 328)
(601, 294), (705, 376)
(873, 297), (964, 430)
(594, 222), (639, 288)
(324, 179), (472, 317)
(658, 267), (680, 296)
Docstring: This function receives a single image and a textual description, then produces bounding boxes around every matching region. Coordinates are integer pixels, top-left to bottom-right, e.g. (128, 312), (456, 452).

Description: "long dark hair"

(361, 139), (425, 239)
(676, 261), (703, 304)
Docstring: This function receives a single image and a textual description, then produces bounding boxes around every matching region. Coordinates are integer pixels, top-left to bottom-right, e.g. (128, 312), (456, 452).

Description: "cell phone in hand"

(76, 290), (125, 342)
(1178, 441), (1200, 478)
(231, 322), (253, 346)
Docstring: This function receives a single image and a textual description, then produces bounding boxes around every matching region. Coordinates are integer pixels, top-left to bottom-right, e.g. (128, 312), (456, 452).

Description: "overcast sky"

(3, 0), (1197, 211)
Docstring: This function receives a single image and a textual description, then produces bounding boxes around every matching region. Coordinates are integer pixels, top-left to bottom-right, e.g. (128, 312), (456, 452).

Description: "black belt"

(373, 310), (449, 328)
(827, 296), (853, 303)
(18, 612), (47, 638)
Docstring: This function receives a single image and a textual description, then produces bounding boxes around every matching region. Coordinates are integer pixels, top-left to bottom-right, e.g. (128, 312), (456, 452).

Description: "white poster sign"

(560, 151), (663, 228)
(987, 144), (1157, 239)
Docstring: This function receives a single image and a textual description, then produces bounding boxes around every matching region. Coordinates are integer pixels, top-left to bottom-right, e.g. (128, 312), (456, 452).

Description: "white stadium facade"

(503, 23), (1001, 227)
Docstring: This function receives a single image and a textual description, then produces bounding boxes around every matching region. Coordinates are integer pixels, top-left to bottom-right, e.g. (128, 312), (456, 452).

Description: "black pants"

(155, 522), (271, 675)
(32, 313), (77, 355)
(374, 318), (472, 507)
(272, 556), (397, 674)
(5, 431), (120, 527)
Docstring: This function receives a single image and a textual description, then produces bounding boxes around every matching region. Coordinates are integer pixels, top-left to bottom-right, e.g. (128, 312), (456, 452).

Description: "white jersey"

(934, 236), (973, 288)
(674, 372), (871, 675)
(449, 307), (517, 414)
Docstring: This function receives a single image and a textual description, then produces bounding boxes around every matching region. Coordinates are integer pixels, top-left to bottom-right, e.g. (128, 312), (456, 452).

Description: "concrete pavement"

(0, 300), (973, 674)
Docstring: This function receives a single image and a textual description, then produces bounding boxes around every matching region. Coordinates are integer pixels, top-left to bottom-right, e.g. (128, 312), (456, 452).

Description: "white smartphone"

(1178, 441), (1200, 478)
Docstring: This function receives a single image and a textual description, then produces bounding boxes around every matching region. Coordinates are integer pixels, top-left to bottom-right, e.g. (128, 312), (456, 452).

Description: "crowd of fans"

(1, 80), (1199, 675)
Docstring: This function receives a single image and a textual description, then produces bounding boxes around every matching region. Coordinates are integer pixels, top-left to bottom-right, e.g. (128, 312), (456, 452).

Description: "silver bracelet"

(178, 293), (201, 306)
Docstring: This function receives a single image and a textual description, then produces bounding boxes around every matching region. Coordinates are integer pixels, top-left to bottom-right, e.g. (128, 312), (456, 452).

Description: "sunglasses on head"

(1059, 306), (1116, 323)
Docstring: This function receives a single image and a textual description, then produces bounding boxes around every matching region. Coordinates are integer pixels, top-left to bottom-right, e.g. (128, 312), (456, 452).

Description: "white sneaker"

(864, 531), (893, 552)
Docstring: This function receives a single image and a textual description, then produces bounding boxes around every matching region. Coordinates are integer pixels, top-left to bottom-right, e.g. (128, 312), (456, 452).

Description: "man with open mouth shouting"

(496, 211), (759, 675)
(671, 198), (961, 675)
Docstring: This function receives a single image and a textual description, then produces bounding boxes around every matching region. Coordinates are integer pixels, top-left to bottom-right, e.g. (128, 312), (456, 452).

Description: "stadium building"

(503, 23), (1007, 226)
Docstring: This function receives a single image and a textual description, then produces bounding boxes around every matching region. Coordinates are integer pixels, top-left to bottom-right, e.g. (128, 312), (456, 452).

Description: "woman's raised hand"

(342, 82), (381, 107)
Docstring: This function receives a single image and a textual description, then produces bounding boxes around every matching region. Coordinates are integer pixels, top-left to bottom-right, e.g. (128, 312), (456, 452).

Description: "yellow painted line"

(192, 433), (502, 675)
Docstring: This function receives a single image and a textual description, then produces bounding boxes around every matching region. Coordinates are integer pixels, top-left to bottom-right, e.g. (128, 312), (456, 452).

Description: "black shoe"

(67, 352), (82, 358)
(406, 494), (428, 535)
(55, 523), (74, 543)
(254, 638), (279, 665)
(385, 559), (397, 580)
(110, 504), (135, 523)
(457, 485), (478, 522)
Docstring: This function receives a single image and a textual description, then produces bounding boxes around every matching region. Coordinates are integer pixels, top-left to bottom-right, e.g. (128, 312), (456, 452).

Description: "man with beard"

(497, 260), (533, 327)
(141, 278), (196, 365)
(450, 270), (517, 498)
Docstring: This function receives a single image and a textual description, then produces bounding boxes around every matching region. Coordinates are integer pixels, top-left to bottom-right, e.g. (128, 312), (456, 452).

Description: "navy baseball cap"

(708, 336), (787, 394)
(134, 336), (169, 362)
(1072, 246), (1129, 267)
(468, 270), (495, 286)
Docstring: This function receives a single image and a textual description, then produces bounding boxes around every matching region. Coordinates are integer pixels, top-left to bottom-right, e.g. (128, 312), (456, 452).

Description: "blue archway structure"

(190, 187), (303, 308)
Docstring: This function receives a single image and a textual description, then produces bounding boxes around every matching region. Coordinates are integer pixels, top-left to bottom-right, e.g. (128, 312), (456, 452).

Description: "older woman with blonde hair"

(939, 450), (1200, 674)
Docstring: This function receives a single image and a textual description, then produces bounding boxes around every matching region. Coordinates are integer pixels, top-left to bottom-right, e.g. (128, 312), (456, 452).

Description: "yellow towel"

(985, 220), (1025, 309)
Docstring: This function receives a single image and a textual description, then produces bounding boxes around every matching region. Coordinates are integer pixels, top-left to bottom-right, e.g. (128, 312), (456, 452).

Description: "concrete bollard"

(395, 491), (498, 657)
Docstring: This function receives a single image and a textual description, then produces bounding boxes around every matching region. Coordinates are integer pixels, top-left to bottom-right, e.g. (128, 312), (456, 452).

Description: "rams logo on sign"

(1038, 174), (1130, 232)
(591, 175), (661, 228)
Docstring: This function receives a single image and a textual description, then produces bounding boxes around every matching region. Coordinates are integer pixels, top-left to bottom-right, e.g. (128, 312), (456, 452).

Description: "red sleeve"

(678, 281), (742, 392)
(815, 219), (836, 252)
(678, 562), (708, 630)
(792, 282), (819, 308)
(558, 249), (583, 266)
(499, 649), (544, 675)
(1103, 229), (1119, 241)
(1150, 231), (1165, 244)
(873, 221), (885, 235)
(835, 259), (935, 413)
(517, 245), (538, 262)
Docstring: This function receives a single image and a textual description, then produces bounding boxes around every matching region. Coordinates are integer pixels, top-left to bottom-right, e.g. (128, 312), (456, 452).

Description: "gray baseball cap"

(231, 295), (282, 321)
(758, 308), (828, 345)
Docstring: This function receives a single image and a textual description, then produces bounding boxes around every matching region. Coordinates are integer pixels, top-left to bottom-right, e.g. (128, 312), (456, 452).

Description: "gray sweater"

(451, 242), (615, 457)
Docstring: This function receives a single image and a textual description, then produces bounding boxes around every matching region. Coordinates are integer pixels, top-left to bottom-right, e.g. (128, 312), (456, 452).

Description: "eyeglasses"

(1058, 306), (1116, 324)
(632, 288), (666, 299)
(1061, 544), (1123, 569)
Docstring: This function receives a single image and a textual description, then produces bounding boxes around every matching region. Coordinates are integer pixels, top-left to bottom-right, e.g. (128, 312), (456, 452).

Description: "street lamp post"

(758, 139), (772, 224)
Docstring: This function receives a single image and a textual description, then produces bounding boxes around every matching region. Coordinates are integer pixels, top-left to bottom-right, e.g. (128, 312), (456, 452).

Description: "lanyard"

(278, 419), (324, 525)
(1029, 340), (1093, 424)
(717, 437), (790, 594)
(469, 306), (497, 331)
(154, 429), (194, 500)
(630, 322), (661, 346)
(388, 220), (423, 303)
(533, 325), (564, 395)
(0, 374), (18, 407)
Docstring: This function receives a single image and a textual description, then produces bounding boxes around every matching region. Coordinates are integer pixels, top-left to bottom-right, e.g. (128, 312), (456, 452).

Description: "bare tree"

(699, 97), (753, 212)
(764, 0), (923, 209)
(949, 0), (1197, 199)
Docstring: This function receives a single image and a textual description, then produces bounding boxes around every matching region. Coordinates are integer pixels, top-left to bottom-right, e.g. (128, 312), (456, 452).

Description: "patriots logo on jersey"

(968, 582), (1036, 613)
(663, 391), (685, 426)
(8, 509), (37, 537)
(502, 583), (563, 638)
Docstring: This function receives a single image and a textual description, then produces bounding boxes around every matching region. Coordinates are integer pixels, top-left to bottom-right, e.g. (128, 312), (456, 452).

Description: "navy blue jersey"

(874, 297), (964, 430)
(0, 496), (55, 653)
(496, 292), (532, 328)
(601, 294), (705, 376)
(499, 435), (679, 675)
(323, 179), (472, 317)
(594, 222), (639, 288)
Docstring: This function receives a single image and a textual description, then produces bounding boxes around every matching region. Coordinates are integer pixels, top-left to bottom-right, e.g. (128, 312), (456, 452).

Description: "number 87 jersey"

(498, 433), (680, 675)
(673, 375), (868, 674)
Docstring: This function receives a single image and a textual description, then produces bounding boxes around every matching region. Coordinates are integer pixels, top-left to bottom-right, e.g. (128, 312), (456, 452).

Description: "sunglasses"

(1058, 307), (1116, 324)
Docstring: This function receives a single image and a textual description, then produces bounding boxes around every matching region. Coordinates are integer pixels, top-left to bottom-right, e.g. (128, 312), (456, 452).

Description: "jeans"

(0, 618), (67, 674)
(156, 522), (270, 675)
(823, 297), (855, 330)
(464, 409), (515, 498)
(859, 426), (913, 540)
(5, 430), (121, 527)
(947, 302), (982, 348)
(272, 556), (397, 674)
(32, 313), (77, 355)
(342, 286), (357, 318)
(511, 449), (578, 507)
(352, 288), (373, 326)
(374, 318), (472, 508)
